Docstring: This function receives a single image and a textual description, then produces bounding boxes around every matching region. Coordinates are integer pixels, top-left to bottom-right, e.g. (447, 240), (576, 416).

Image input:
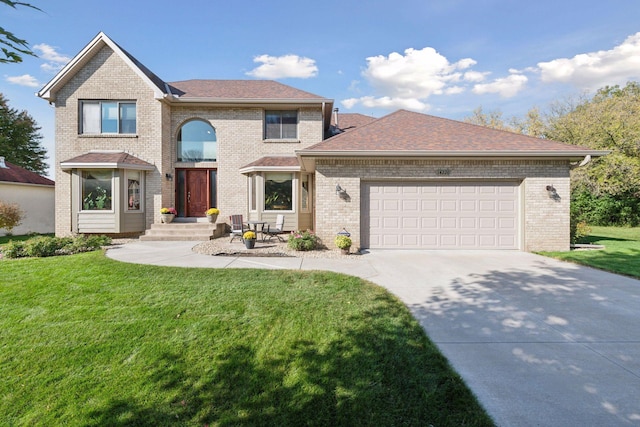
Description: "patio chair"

(264, 214), (286, 242)
(229, 214), (246, 242)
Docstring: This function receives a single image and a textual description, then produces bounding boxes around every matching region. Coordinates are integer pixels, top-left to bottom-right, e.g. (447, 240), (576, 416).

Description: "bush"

(1, 234), (112, 258)
(0, 201), (24, 234)
(335, 235), (352, 249)
(288, 230), (319, 251)
(571, 190), (640, 226)
(2, 240), (25, 258)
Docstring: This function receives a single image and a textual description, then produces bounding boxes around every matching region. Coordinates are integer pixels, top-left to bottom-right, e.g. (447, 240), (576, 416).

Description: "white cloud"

(362, 47), (476, 99)
(538, 32), (640, 89)
(33, 43), (71, 63)
(6, 74), (40, 87)
(341, 96), (429, 112)
(33, 43), (71, 74)
(463, 70), (488, 83)
(472, 73), (528, 98)
(246, 54), (318, 79)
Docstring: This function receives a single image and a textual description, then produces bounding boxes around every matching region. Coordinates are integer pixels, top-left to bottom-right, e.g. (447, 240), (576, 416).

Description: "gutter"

(296, 149), (610, 160)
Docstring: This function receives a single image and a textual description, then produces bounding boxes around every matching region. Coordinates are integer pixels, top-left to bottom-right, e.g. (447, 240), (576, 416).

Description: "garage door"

(362, 182), (519, 249)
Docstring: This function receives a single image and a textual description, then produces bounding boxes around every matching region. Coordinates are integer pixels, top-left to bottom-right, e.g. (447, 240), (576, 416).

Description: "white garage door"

(363, 182), (519, 249)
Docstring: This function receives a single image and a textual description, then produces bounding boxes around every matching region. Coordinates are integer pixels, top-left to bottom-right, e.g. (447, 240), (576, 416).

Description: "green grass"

(0, 251), (493, 426)
(541, 226), (640, 279)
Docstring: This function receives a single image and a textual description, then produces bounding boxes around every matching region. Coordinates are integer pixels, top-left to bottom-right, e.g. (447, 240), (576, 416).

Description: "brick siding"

(314, 158), (571, 252)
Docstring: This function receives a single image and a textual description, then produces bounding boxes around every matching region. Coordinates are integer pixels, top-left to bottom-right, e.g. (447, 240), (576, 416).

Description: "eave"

(295, 149), (610, 172)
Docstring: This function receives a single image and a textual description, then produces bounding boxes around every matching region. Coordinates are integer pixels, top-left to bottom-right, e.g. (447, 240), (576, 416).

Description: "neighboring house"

(37, 32), (606, 251)
(0, 157), (55, 236)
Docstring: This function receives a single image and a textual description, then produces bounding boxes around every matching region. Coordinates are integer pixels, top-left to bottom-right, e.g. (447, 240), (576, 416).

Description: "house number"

(436, 168), (451, 176)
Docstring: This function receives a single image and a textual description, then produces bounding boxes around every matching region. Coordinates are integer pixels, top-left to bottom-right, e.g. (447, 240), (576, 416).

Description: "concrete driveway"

(107, 243), (640, 426)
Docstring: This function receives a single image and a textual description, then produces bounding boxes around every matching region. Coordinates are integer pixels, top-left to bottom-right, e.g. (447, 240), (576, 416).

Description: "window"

(301, 174), (310, 212)
(249, 175), (257, 211)
(81, 101), (136, 134)
(265, 110), (297, 139)
(177, 120), (217, 162)
(126, 171), (141, 211)
(265, 173), (293, 211)
(81, 170), (113, 211)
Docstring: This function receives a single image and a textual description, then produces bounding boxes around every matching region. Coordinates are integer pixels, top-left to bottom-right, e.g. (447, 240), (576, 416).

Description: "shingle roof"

(60, 151), (155, 170)
(0, 160), (54, 186)
(169, 80), (327, 100)
(303, 109), (604, 155)
(239, 156), (301, 172)
(330, 113), (376, 134)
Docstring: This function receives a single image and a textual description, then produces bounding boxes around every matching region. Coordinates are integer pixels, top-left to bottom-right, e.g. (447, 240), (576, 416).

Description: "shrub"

(288, 230), (319, 251)
(571, 190), (640, 226)
(1, 234), (112, 258)
(335, 235), (352, 249)
(0, 201), (24, 234)
(1, 240), (25, 258)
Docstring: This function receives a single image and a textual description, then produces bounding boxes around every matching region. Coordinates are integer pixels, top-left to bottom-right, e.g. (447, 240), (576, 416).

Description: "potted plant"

(160, 207), (177, 223)
(205, 207), (220, 223)
(335, 235), (352, 255)
(243, 230), (257, 249)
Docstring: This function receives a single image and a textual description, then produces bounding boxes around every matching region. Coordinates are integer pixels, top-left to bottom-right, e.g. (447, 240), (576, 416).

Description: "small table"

(248, 221), (267, 241)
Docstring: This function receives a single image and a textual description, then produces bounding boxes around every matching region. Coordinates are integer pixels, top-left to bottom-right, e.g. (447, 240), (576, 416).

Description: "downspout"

(570, 155), (592, 169)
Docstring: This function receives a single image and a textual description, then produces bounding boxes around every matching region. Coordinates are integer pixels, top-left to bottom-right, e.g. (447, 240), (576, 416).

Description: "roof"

(60, 151), (155, 170)
(169, 80), (327, 101)
(0, 160), (54, 186)
(330, 112), (376, 134)
(239, 156), (301, 174)
(300, 109), (609, 158)
(38, 32), (168, 102)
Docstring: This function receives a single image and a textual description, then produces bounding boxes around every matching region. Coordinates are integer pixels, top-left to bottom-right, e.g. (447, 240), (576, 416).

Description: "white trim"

(37, 32), (165, 102)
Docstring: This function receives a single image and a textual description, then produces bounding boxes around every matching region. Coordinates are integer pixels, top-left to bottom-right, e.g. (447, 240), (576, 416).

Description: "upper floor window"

(177, 120), (217, 162)
(265, 110), (297, 139)
(81, 101), (136, 134)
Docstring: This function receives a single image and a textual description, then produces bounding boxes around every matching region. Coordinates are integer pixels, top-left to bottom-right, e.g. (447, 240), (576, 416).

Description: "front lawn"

(0, 251), (493, 426)
(541, 226), (640, 279)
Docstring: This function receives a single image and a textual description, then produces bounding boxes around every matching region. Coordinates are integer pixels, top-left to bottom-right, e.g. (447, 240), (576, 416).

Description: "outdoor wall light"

(546, 185), (558, 199)
(336, 184), (346, 195)
(165, 173), (173, 181)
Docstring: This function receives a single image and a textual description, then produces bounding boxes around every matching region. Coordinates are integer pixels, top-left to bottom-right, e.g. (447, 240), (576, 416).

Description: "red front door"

(186, 170), (208, 217)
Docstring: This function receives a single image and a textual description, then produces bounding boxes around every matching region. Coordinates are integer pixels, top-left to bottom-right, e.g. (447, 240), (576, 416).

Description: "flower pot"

(161, 213), (175, 224)
(244, 239), (256, 249)
(341, 247), (350, 255)
(206, 214), (218, 223)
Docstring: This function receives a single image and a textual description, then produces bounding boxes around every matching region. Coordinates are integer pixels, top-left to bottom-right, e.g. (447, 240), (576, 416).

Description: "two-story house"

(38, 32), (606, 251)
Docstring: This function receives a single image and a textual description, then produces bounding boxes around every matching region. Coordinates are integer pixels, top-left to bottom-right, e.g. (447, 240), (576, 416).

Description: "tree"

(545, 82), (640, 198)
(0, 93), (48, 175)
(0, 200), (23, 234)
(0, 0), (41, 63)
(464, 106), (546, 137)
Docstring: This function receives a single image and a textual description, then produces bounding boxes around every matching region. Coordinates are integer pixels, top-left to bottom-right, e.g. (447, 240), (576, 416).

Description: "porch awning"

(60, 151), (155, 171)
(239, 156), (301, 174)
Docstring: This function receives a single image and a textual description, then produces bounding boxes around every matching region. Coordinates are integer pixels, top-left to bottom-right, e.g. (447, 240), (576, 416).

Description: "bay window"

(81, 170), (113, 211)
(264, 173), (293, 210)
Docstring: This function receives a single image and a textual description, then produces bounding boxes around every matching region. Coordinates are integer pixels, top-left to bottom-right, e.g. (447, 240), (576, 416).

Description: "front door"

(186, 170), (208, 217)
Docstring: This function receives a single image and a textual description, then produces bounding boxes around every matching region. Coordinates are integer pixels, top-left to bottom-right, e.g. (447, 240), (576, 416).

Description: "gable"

(38, 32), (167, 103)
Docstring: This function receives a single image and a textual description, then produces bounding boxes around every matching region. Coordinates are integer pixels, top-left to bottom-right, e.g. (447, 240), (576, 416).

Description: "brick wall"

(314, 158), (571, 252)
(53, 46), (165, 236)
(168, 107), (323, 224)
(52, 43), (325, 235)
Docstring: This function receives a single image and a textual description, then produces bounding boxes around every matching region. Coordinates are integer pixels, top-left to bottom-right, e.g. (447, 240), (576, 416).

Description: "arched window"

(177, 120), (217, 162)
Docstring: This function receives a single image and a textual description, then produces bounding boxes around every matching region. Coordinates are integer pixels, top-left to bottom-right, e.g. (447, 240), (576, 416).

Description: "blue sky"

(3, 0), (640, 177)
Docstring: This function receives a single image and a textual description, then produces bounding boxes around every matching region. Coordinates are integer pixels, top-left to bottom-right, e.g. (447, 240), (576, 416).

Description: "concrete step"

(140, 222), (226, 241)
